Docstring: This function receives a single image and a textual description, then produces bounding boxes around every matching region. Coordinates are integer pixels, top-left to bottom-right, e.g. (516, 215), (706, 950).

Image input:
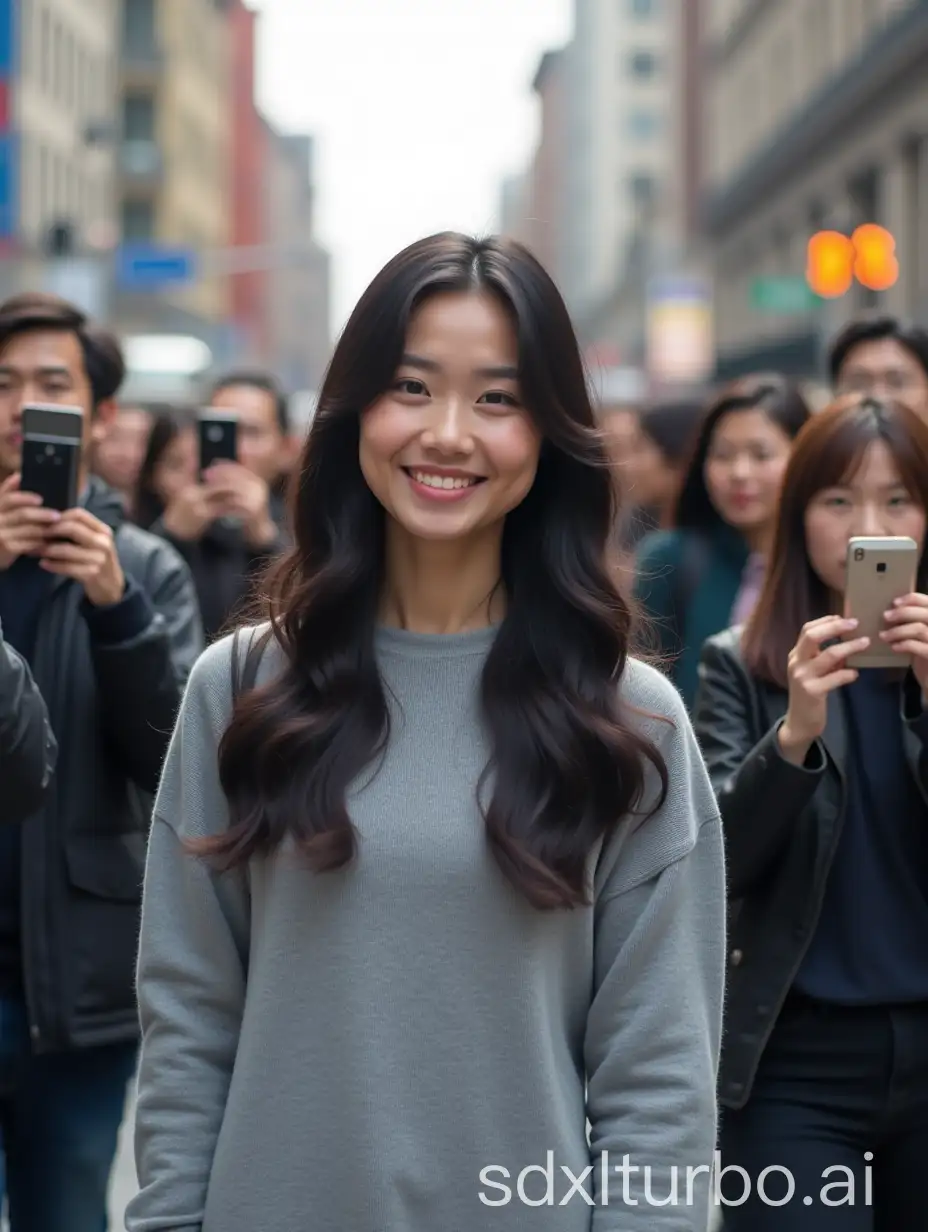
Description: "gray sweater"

(126, 623), (725, 1232)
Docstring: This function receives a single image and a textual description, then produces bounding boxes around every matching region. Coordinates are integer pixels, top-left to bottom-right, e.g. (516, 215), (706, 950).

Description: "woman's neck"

(379, 523), (505, 634)
(742, 522), (775, 556)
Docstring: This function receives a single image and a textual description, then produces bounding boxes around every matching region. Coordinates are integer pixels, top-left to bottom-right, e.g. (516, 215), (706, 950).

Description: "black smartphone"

(19, 403), (83, 511)
(198, 410), (238, 475)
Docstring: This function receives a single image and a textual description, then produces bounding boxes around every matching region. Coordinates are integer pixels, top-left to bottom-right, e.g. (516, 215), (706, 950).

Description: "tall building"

(228, 0), (267, 360)
(263, 127), (331, 394)
(4, 0), (119, 255)
(702, 0), (928, 379)
(562, 0), (675, 329)
(527, 49), (569, 287)
(116, 0), (232, 343)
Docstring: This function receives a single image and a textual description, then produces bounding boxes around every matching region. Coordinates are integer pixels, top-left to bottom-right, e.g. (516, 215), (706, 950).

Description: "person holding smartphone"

(140, 373), (291, 640)
(0, 292), (202, 1232)
(694, 395), (928, 1229)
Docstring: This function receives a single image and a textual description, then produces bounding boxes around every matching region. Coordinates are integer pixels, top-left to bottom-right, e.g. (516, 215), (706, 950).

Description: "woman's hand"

(881, 592), (928, 698)
(778, 615), (870, 765)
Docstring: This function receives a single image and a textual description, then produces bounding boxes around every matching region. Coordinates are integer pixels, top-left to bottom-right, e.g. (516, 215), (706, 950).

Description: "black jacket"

(693, 627), (928, 1109)
(148, 493), (287, 641)
(18, 480), (203, 1053)
(0, 623), (57, 823)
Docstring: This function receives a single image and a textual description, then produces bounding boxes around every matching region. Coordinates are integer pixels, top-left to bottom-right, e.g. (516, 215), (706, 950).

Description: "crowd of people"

(0, 239), (926, 1231)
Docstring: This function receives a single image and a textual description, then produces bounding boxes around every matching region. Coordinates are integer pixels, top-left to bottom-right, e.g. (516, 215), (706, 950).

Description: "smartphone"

(198, 410), (238, 475)
(843, 535), (919, 669)
(19, 403), (83, 512)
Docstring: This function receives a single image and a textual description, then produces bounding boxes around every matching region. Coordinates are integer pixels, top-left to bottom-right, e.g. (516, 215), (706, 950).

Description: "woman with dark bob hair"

(694, 396), (928, 1228)
(127, 233), (724, 1231)
(634, 374), (811, 708)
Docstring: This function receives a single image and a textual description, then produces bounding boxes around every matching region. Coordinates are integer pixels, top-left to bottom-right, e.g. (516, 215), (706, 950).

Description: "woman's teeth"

(410, 471), (479, 490)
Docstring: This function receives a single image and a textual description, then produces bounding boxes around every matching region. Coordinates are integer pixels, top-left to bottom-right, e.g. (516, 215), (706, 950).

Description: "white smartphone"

(843, 535), (919, 669)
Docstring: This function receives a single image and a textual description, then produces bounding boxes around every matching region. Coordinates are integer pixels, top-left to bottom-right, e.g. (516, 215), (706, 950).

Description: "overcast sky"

(253, 0), (572, 331)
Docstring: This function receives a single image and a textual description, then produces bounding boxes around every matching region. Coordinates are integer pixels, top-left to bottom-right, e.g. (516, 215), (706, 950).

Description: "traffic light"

(806, 225), (898, 297)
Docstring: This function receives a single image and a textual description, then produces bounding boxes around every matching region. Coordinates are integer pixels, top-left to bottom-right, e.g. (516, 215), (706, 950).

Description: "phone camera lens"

(854, 548), (864, 561)
(877, 562), (887, 573)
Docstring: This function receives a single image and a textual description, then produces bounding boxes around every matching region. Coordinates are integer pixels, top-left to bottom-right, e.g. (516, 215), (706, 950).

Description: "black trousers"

(718, 992), (928, 1230)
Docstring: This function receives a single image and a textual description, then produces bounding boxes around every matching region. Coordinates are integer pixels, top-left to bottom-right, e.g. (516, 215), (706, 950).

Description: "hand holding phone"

(880, 590), (928, 700)
(778, 615), (870, 764)
(0, 474), (62, 570)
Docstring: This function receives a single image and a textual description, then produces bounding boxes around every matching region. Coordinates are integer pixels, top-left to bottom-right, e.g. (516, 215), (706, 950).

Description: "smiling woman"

(127, 232), (725, 1232)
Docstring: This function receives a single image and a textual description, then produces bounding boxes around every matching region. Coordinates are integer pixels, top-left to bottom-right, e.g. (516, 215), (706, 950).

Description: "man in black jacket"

(0, 292), (203, 1231)
(0, 621), (56, 822)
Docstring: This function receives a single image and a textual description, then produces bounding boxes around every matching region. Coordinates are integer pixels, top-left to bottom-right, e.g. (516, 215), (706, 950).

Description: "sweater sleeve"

(126, 636), (250, 1232)
(587, 666), (726, 1229)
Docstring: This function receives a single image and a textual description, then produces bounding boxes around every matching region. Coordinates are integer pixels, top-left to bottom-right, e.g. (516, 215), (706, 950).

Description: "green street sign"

(750, 277), (821, 314)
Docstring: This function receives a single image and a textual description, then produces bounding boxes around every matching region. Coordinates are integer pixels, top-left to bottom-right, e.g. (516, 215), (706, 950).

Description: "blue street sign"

(0, 0), (17, 77)
(117, 243), (198, 290)
(0, 134), (17, 241)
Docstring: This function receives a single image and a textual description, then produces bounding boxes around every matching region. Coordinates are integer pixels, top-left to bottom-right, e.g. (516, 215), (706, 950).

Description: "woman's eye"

(889, 494), (911, 507)
(394, 378), (427, 396)
(478, 391), (519, 408)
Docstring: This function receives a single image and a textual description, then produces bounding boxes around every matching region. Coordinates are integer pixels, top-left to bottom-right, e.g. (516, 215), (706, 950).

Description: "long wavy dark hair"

(190, 232), (668, 910)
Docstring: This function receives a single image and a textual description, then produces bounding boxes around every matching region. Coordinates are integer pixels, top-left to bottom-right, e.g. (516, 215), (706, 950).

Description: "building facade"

(561, 0), (675, 330)
(9, 0), (119, 252)
(116, 0), (232, 336)
(228, 0), (267, 359)
(703, 0), (928, 379)
(263, 126), (331, 394)
(526, 49), (569, 290)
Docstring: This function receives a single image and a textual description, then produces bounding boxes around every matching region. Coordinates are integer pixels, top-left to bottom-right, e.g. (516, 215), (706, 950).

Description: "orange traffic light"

(806, 231), (853, 298)
(851, 224), (899, 291)
(806, 225), (899, 297)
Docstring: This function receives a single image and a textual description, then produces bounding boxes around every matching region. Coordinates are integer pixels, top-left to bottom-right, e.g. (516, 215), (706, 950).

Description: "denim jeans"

(0, 998), (137, 1232)
(719, 992), (928, 1230)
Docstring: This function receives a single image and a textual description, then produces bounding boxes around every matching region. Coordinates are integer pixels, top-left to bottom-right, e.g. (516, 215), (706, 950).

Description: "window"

(628, 108), (661, 139)
(123, 0), (156, 56)
(629, 0), (658, 15)
(123, 95), (156, 141)
(629, 174), (657, 207)
(629, 50), (659, 78)
(121, 200), (155, 242)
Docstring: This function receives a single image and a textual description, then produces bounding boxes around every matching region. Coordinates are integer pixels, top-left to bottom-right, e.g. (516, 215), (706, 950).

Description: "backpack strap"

(230, 626), (269, 701)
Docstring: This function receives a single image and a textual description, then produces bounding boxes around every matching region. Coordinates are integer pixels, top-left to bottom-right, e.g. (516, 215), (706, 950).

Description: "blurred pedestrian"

(695, 396), (928, 1229)
(617, 398), (700, 553)
(0, 620), (56, 824)
(634, 375), (810, 707)
(127, 233), (724, 1232)
(830, 315), (928, 419)
(142, 373), (290, 640)
(0, 292), (203, 1232)
(91, 403), (152, 508)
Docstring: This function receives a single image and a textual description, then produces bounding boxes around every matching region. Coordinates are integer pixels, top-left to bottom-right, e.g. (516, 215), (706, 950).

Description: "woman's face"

(152, 427), (196, 506)
(359, 291), (542, 544)
(631, 431), (678, 508)
(805, 441), (927, 595)
(703, 407), (794, 534)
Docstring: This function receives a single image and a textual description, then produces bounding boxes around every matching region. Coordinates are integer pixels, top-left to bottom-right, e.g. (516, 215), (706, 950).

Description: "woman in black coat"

(694, 396), (928, 1230)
